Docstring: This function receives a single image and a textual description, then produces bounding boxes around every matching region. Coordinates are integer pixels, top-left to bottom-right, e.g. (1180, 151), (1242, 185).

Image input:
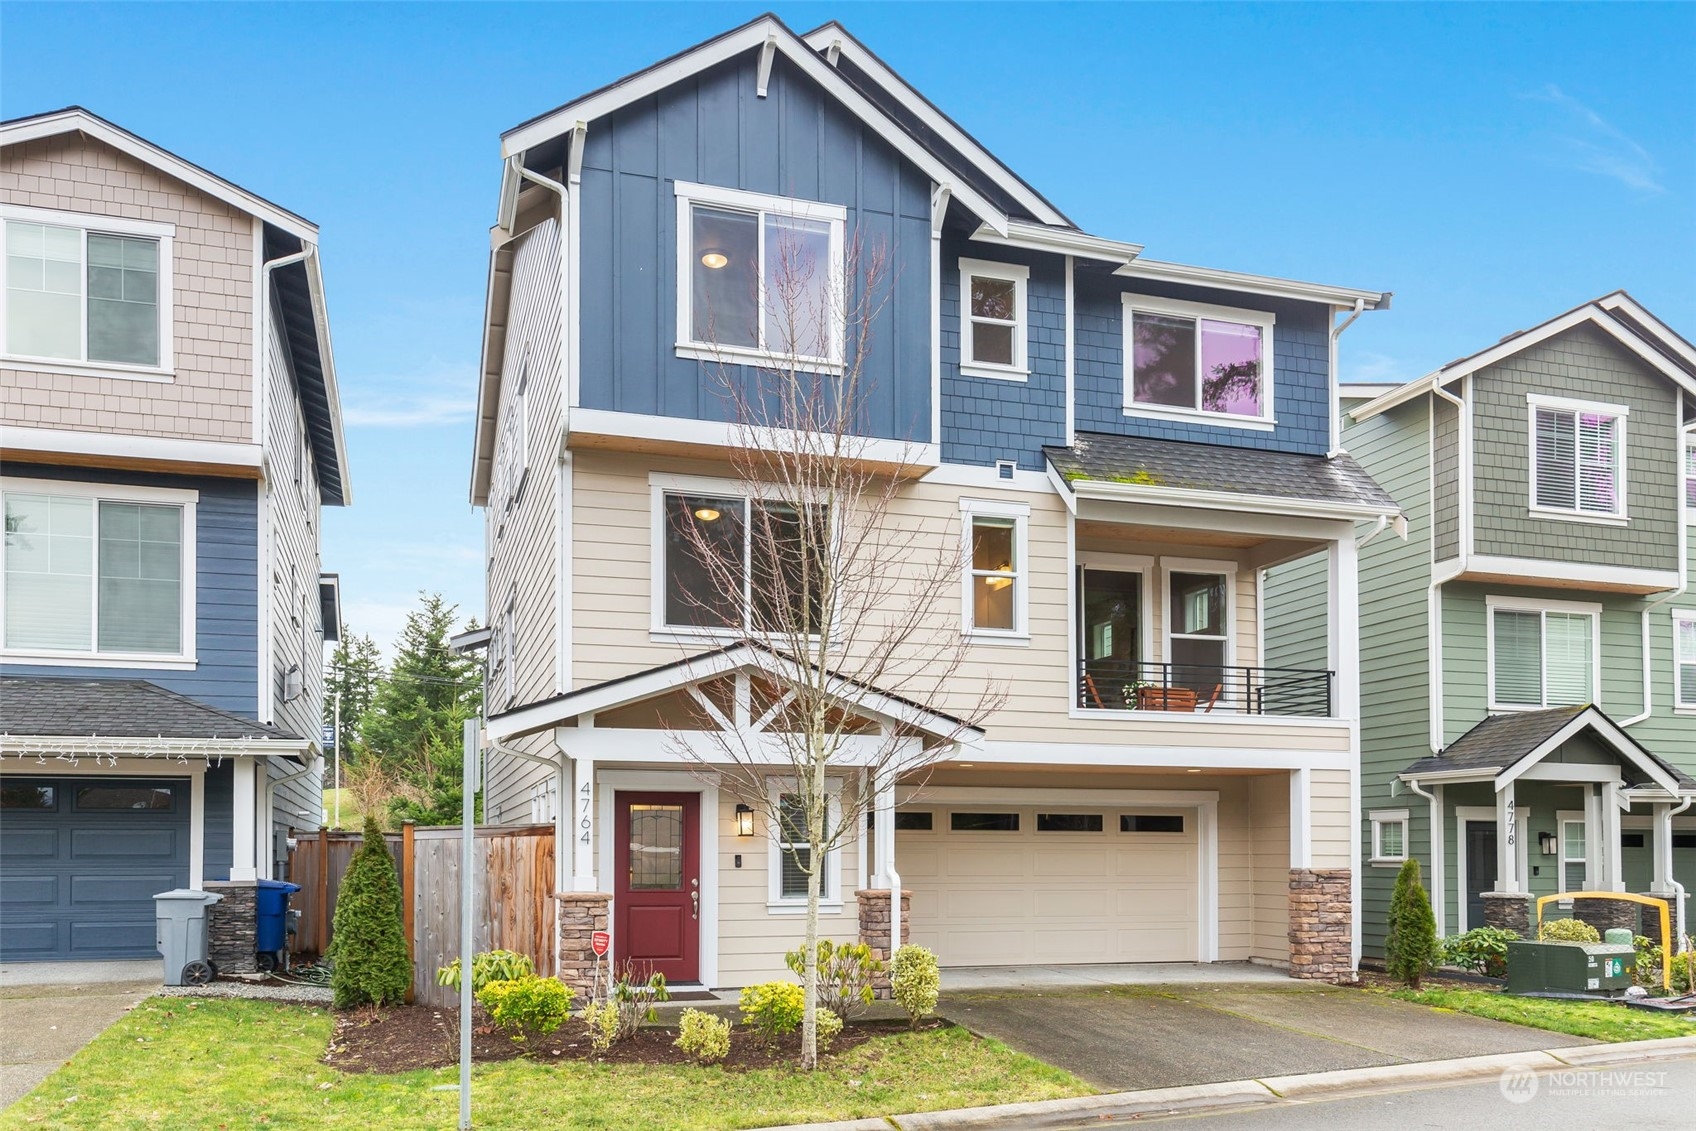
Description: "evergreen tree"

(1385, 858), (1440, 989)
(323, 629), (383, 740)
(328, 817), (412, 1008)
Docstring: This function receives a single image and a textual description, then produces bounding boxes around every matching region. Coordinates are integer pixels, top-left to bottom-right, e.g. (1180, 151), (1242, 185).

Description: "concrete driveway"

(0, 960), (160, 1109)
(943, 981), (1598, 1092)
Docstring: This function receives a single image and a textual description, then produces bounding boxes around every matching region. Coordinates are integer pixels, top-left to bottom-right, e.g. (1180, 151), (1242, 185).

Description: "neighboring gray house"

(468, 15), (1401, 994)
(1267, 292), (1696, 957)
(0, 109), (349, 964)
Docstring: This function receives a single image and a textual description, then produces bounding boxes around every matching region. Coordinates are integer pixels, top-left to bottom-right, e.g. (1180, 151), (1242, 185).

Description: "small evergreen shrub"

(1632, 935), (1663, 988)
(814, 1006), (843, 1052)
(476, 976), (574, 1047)
(1439, 927), (1518, 977)
(674, 1008), (732, 1064)
(328, 817), (412, 1009)
(739, 981), (805, 1044)
(890, 944), (940, 1030)
(784, 939), (883, 1021)
(1539, 917), (1601, 943)
(580, 1001), (620, 1053)
(1384, 858), (1439, 989)
(436, 949), (534, 995)
(1670, 951), (1693, 994)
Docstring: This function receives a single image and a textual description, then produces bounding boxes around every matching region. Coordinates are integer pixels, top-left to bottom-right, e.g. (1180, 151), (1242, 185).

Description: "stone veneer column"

(1480, 891), (1532, 936)
(203, 880), (258, 974)
(557, 892), (612, 1000)
(1288, 868), (1354, 982)
(856, 889), (911, 998)
(1575, 898), (1641, 936)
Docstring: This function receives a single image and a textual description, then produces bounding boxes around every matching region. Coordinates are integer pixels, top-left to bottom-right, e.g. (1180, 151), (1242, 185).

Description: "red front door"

(613, 791), (700, 983)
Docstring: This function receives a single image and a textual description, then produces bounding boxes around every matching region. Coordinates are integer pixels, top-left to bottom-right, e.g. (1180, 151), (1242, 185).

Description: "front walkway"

(0, 961), (161, 1109)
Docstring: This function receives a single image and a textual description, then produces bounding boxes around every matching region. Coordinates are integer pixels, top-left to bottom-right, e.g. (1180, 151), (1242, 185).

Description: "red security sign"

(591, 930), (610, 957)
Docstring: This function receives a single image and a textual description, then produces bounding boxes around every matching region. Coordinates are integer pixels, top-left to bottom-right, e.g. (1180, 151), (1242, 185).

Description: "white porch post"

(1326, 534), (1360, 722)
(871, 772), (897, 888)
(1602, 781), (1623, 891)
(1496, 779), (1518, 893)
(1289, 768), (1312, 869)
(1652, 802), (1673, 891)
(1431, 784), (1447, 936)
(231, 757), (258, 881)
(569, 751), (598, 892)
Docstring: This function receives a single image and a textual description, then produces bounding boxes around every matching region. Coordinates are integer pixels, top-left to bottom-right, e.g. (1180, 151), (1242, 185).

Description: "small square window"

(1370, 810), (1409, 863)
(75, 785), (173, 811)
(950, 812), (1020, 832)
(959, 259), (1028, 379)
(895, 811), (934, 831)
(1620, 833), (1646, 849)
(1121, 814), (1184, 833)
(1037, 813), (1103, 833)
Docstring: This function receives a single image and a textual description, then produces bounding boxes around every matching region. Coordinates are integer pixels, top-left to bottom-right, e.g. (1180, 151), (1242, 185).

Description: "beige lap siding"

(1308, 768), (1353, 869)
(1, 134), (254, 442)
(1250, 773), (1292, 961)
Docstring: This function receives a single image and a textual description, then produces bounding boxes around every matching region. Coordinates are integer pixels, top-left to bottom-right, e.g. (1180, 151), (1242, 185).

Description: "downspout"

(1666, 794), (1693, 951)
(1428, 378), (1467, 753)
(1405, 776), (1445, 936)
(265, 756), (322, 879)
(1621, 418), (1693, 727)
(1328, 299), (1367, 458)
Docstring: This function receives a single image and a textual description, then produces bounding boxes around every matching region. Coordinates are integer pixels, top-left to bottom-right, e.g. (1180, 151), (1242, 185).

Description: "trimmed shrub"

(1440, 927), (1518, 977)
(1539, 917), (1600, 943)
(1632, 935), (1663, 988)
(1385, 858), (1439, 989)
(436, 949), (534, 995)
(785, 939), (883, 1021)
(580, 1001), (620, 1053)
(675, 1008), (732, 1064)
(608, 965), (670, 1041)
(477, 976), (574, 1047)
(328, 817), (412, 1009)
(815, 1006), (843, 1052)
(890, 944), (940, 1030)
(739, 981), (805, 1045)
(1670, 951), (1693, 995)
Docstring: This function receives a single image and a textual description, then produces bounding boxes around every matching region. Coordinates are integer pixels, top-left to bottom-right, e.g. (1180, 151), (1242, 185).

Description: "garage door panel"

(72, 873), (181, 904)
(0, 874), (58, 905)
(70, 828), (178, 859)
(898, 845), (941, 879)
(942, 886), (1030, 921)
(1, 829), (59, 858)
(1033, 847), (1110, 877)
(942, 846), (1029, 878)
(1048, 928), (1116, 962)
(1034, 887), (1116, 917)
(0, 921), (60, 958)
(933, 928), (1030, 966)
(70, 919), (156, 956)
(1112, 844), (1194, 874)
(1114, 886), (1194, 918)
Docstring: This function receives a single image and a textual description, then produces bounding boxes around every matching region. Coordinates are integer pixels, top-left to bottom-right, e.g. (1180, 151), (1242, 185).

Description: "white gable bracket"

(825, 39), (843, 67)
(756, 33), (778, 97)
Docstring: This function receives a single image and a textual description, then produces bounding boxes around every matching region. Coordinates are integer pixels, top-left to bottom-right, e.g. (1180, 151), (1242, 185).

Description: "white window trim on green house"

(1369, 809), (1408, 866)
(1557, 808), (1588, 900)
(1526, 393), (1628, 525)
(1674, 610), (1696, 713)
(1485, 595), (1601, 712)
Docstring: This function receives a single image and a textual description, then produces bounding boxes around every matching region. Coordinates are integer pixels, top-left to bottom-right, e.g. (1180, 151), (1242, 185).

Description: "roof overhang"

(470, 235), (517, 505)
(1401, 705), (1685, 796)
(0, 734), (313, 760)
(1056, 472), (1398, 524)
(1113, 258), (1390, 310)
(566, 408), (938, 478)
(277, 242), (351, 506)
(318, 574), (341, 642)
(969, 220), (1142, 268)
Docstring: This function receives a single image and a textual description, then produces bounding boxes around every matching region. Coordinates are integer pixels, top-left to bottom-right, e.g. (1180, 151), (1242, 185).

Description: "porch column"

(231, 756), (258, 882)
(1601, 781), (1623, 891)
(871, 772), (897, 889)
(568, 751), (598, 891)
(1325, 534), (1360, 722)
(1495, 779), (1518, 894)
(1651, 802), (1673, 891)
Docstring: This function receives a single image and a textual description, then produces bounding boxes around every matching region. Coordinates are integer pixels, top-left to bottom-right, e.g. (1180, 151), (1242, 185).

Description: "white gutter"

(968, 220), (1142, 267)
(1063, 478), (1394, 523)
(1329, 299), (1367, 458)
(1621, 416), (1693, 728)
(1404, 776), (1445, 936)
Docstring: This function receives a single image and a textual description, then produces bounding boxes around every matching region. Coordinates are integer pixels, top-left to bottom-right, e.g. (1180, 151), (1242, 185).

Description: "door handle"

(690, 890), (699, 919)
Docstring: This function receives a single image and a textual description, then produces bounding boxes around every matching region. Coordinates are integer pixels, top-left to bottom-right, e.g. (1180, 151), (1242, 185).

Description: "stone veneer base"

(557, 892), (612, 1000)
(855, 889), (912, 998)
(204, 880), (258, 975)
(1288, 868), (1354, 983)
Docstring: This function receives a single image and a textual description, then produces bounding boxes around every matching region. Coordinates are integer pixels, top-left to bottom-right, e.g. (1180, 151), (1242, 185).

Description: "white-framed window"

(960, 498), (1030, 642)
(768, 781), (843, 912)
(1122, 294), (1274, 427)
(502, 586), (517, 708)
(493, 356), (530, 518)
(1685, 440), (1696, 511)
(1528, 394), (1627, 521)
(958, 258), (1028, 380)
(650, 474), (830, 638)
(1163, 559), (1236, 701)
(1370, 809), (1409, 865)
(1487, 596), (1600, 710)
(1, 478), (197, 665)
(1559, 813), (1587, 892)
(1, 204), (174, 376)
(1674, 610), (1696, 711)
(673, 182), (846, 371)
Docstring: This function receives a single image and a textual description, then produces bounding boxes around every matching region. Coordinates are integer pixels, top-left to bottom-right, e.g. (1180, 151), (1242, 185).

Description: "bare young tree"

(665, 218), (1001, 1068)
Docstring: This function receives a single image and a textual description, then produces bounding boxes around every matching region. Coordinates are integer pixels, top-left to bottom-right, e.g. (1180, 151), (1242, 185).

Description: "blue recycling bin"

(255, 879), (301, 967)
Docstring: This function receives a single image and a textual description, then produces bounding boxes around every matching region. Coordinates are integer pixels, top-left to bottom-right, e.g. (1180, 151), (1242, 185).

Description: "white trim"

(556, 455), (572, 697)
(957, 257), (1030, 380)
(1160, 557), (1237, 699)
(1121, 294), (1275, 428)
(673, 180), (847, 373)
(568, 407), (938, 470)
(766, 778), (845, 913)
(930, 183), (948, 450)
(1485, 595), (1602, 712)
(1290, 768), (1312, 869)
(1369, 808), (1409, 866)
(959, 497), (1030, 643)
(1, 477), (198, 667)
(1064, 255), (1076, 444)
(980, 738), (1355, 772)
(1674, 609), (1696, 711)
(1526, 394), (1629, 522)
(1061, 475), (1392, 523)
(1454, 553), (1680, 594)
(967, 220), (1141, 267)
(1077, 549), (1155, 678)
(1453, 803), (1533, 928)
(0, 425), (263, 472)
(1557, 808), (1588, 896)
(1114, 258), (1386, 309)
(921, 463), (1054, 494)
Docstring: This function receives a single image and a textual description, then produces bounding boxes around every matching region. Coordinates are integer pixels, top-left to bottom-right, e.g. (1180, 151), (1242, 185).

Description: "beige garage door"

(898, 806), (1198, 966)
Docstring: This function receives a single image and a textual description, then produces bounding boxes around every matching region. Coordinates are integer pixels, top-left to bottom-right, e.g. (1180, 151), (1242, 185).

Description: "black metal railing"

(1077, 660), (1334, 718)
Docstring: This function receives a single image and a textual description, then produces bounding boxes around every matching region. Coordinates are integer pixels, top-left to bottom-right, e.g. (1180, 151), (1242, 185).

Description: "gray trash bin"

(154, 889), (222, 986)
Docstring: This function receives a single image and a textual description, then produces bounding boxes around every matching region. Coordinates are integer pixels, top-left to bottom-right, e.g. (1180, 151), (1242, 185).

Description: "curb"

(756, 1034), (1696, 1131)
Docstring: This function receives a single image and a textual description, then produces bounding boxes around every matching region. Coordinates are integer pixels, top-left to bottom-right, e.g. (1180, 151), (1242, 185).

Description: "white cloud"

(1524, 84), (1663, 194)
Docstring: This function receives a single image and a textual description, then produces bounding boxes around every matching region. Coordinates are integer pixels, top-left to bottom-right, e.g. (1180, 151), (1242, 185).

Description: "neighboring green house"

(1267, 291), (1696, 958)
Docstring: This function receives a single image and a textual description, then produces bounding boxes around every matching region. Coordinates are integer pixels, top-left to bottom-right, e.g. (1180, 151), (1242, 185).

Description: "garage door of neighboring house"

(0, 777), (191, 961)
(899, 805), (1199, 965)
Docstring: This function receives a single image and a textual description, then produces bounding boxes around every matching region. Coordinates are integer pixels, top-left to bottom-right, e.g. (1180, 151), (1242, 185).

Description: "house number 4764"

(579, 782), (592, 844)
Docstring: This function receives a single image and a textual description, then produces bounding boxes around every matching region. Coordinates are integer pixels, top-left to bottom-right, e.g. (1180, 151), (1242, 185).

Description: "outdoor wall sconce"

(734, 803), (755, 837)
(1538, 830), (1557, 856)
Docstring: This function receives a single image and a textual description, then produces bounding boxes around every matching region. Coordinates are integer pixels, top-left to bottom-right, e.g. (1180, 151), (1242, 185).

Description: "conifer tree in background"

(323, 629), (383, 738)
(1385, 857), (1440, 989)
(328, 817), (413, 1008)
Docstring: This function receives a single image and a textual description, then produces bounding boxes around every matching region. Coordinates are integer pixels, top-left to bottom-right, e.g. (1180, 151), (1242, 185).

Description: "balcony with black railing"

(1077, 660), (1335, 718)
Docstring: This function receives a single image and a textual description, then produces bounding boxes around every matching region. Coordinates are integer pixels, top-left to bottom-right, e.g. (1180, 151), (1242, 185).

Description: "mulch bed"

(1352, 970), (1503, 993)
(324, 1005), (938, 1074)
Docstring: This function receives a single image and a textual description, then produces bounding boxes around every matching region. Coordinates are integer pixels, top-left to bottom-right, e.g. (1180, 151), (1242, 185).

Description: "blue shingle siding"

(940, 236), (1068, 469)
(1073, 273), (1333, 456)
(1, 463), (259, 720)
(577, 52), (933, 443)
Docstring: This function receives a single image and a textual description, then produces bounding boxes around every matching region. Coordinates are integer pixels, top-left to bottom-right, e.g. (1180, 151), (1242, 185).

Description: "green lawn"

(1386, 987), (1696, 1043)
(0, 999), (1087, 1131)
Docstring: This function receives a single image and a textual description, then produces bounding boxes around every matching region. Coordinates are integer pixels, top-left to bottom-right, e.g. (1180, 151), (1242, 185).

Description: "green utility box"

(1506, 940), (1635, 996)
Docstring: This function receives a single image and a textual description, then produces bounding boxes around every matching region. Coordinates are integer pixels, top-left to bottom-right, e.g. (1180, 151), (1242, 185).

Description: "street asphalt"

(942, 983), (1596, 1091)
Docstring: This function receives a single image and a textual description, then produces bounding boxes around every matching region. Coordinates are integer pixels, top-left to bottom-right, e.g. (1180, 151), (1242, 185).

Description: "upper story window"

(1529, 395), (1626, 520)
(960, 498), (1029, 642)
(2, 480), (196, 665)
(1674, 611), (1696, 711)
(2, 205), (173, 375)
(1167, 566), (1233, 698)
(958, 258), (1028, 380)
(1123, 295), (1273, 427)
(1684, 441), (1695, 510)
(493, 358), (529, 521)
(1489, 596), (1598, 710)
(674, 182), (845, 371)
(653, 478), (828, 637)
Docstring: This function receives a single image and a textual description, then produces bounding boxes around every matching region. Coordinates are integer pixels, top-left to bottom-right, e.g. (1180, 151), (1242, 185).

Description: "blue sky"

(5, 2), (1692, 651)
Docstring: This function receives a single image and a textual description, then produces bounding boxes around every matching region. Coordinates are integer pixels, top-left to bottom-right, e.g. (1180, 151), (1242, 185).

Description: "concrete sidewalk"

(0, 961), (161, 1109)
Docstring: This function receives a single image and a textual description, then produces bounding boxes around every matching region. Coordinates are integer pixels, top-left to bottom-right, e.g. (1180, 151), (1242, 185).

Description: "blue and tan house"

(1268, 292), (1696, 957)
(0, 109), (348, 966)
(466, 15), (1403, 992)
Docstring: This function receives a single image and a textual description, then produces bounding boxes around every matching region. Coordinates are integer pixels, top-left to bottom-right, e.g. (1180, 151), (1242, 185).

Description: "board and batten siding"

(482, 218), (566, 826)
(576, 52), (932, 443)
(0, 132), (256, 444)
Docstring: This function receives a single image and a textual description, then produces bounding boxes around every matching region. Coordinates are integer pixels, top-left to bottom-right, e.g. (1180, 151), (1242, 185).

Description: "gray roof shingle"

(1044, 432), (1400, 512)
(1402, 705), (1694, 789)
(0, 677), (302, 742)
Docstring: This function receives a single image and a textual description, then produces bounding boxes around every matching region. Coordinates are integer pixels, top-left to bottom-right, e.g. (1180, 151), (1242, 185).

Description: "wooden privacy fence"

(289, 823), (556, 1008)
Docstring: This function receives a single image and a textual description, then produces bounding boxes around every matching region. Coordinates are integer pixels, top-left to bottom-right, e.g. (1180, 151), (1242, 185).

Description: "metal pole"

(459, 717), (477, 1130)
